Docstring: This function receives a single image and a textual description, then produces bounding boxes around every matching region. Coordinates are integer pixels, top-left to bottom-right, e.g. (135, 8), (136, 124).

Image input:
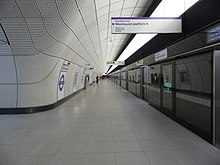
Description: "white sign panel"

(58, 61), (70, 100)
(112, 17), (182, 34)
(155, 49), (168, 61)
(58, 72), (66, 100)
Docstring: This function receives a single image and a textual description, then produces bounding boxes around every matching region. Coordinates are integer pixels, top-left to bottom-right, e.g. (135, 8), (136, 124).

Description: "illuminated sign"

(107, 61), (125, 65)
(107, 61), (113, 65)
(111, 17), (182, 34)
(136, 59), (144, 66)
(207, 24), (220, 43)
(164, 82), (172, 88)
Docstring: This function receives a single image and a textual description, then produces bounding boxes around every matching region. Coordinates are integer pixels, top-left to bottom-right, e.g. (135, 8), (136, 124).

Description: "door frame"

(161, 61), (175, 118)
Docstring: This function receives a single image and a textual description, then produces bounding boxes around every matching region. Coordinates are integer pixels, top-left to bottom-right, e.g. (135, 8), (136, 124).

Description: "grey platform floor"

(0, 80), (220, 165)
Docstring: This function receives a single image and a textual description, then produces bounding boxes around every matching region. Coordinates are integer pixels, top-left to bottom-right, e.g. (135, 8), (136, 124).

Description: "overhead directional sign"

(111, 17), (182, 34)
(107, 61), (125, 65)
(136, 59), (144, 66)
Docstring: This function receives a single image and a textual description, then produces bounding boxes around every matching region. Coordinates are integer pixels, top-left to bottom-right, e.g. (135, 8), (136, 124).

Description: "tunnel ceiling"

(0, 0), (154, 74)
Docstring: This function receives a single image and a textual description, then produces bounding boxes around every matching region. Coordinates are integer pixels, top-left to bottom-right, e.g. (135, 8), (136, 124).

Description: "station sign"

(111, 17), (182, 34)
(58, 60), (70, 100)
(207, 24), (220, 43)
(107, 61), (125, 65)
(155, 49), (168, 61)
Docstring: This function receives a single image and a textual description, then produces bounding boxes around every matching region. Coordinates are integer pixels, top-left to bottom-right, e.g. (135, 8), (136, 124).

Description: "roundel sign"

(59, 74), (65, 91)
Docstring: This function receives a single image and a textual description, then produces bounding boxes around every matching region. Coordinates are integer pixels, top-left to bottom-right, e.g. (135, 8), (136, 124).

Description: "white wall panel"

(0, 56), (17, 83)
(65, 63), (76, 95)
(95, 0), (110, 10)
(90, 71), (95, 84)
(123, 0), (138, 8)
(77, 67), (83, 90)
(15, 54), (58, 83)
(110, 1), (123, 12)
(99, 21), (108, 32)
(43, 42), (67, 57)
(111, 0), (123, 3)
(17, 60), (63, 107)
(72, 65), (80, 92)
(97, 6), (109, 16)
(0, 85), (17, 108)
(44, 42), (85, 62)
(98, 14), (108, 23)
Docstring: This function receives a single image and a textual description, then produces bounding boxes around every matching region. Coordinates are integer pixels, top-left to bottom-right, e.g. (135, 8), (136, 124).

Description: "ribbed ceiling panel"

(16, 0), (41, 17)
(0, 0), (22, 17)
(25, 18), (57, 52)
(1, 18), (37, 56)
(35, 0), (59, 18)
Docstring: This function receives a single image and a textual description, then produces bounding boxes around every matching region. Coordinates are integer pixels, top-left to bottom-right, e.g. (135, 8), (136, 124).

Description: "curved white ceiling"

(0, 0), (154, 74)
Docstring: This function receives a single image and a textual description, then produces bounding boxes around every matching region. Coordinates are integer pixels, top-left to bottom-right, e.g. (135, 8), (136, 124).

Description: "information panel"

(111, 17), (182, 34)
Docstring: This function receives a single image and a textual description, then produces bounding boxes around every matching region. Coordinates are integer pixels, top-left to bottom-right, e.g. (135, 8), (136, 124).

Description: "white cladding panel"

(17, 60), (63, 107)
(0, 56), (17, 83)
(15, 54), (58, 83)
(0, 85), (17, 108)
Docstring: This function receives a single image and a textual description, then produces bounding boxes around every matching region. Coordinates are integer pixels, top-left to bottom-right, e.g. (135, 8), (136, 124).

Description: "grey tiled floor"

(0, 80), (220, 165)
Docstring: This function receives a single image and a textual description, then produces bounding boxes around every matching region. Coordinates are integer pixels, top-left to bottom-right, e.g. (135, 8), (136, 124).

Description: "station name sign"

(111, 17), (182, 34)
(155, 49), (168, 61)
(207, 24), (220, 43)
